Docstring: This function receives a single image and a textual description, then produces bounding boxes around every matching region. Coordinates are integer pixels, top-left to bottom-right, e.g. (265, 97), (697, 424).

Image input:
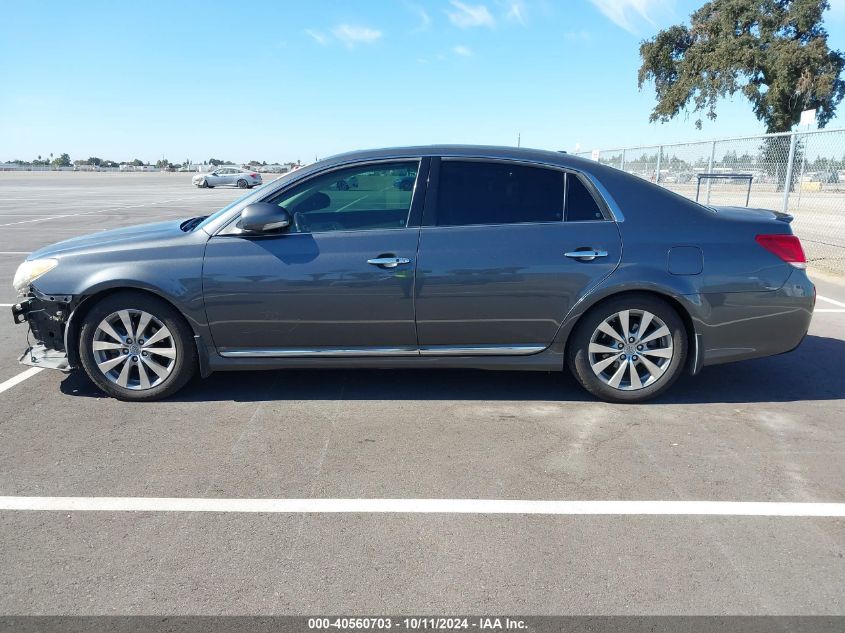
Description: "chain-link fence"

(576, 128), (845, 275)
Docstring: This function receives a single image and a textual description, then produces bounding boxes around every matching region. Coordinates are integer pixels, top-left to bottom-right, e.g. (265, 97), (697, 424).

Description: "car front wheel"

(78, 292), (197, 401)
(567, 294), (687, 403)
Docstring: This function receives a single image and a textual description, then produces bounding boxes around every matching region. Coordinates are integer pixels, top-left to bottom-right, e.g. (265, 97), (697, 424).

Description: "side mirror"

(239, 203), (291, 233)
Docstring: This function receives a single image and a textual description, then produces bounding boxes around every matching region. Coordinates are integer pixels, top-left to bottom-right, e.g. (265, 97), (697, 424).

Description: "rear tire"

(566, 294), (687, 403)
(78, 292), (197, 401)
(237, 178), (248, 188)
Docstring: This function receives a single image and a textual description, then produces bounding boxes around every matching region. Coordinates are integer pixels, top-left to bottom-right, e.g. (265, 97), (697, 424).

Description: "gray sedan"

(12, 145), (814, 402)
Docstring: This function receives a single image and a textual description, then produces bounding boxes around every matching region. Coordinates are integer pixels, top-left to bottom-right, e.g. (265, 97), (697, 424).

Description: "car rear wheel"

(567, 294), (687, 403)
(78, 292), (197, 401)
(237, 178), (248, 188)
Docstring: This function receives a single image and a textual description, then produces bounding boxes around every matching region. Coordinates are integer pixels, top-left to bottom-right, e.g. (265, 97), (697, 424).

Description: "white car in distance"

(193, 167), (262, 189)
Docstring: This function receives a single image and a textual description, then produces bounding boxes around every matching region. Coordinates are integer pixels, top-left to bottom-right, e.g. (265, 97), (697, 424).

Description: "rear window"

(435, 161), (565, 226)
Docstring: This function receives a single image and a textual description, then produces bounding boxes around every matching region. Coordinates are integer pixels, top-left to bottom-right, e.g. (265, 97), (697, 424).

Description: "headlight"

(12, 258), (58, 296)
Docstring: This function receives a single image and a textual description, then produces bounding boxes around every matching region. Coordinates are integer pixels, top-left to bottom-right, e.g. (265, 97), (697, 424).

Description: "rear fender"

(551, 271), (704, 374)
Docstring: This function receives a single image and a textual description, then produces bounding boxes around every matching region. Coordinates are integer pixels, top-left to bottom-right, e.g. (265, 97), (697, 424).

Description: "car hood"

(29, 219), (192, 259)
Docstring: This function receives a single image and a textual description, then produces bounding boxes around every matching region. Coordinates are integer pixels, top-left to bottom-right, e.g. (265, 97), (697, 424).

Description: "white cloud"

(503, 1), (527, 24)
(453, 45), (474, 57)
(446, 1), (495, 28)
(331, 24), (383, 48)
(588, 0), (671, 34)
(407, 3), (432, 30)
(305, 29), (329, 45)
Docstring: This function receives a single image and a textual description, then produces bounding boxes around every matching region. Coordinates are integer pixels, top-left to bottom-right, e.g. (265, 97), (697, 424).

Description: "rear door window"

(434, 160), (564, 226)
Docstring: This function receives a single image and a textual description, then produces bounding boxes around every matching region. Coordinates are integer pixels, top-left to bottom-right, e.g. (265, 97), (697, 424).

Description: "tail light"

(755, 234), (807, 268)
(250, 173), (259, 178)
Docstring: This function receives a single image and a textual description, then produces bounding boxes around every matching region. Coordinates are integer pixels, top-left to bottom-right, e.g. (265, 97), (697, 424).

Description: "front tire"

(78, 292), (197, 401)
(567, 294), (687, 403)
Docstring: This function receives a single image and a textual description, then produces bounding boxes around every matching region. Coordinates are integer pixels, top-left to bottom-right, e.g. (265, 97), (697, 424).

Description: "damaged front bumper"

(11, 292), (76, 372)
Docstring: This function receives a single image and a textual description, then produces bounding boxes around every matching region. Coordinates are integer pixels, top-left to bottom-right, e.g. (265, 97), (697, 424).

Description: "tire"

(566, 293), (687, 404)
(237, 178), (248, 188)
(337, 180), (349, 191)
(78, 291), (198, 401)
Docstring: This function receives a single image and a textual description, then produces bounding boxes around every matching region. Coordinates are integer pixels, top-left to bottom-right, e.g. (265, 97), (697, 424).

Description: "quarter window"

(266, 161), (419, 233)
(566, 174), (605, 221)
(435, 161), (564, 226)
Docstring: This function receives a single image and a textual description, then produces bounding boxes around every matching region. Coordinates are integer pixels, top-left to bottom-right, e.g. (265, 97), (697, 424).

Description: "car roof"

(321, 144), (588, 170)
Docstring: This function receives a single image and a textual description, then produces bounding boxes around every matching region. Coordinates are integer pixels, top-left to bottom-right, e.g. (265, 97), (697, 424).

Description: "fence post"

(705, 140), (716, 204)
(655, 146), (662, 183)
(620, 149), (626, 172)
(782, 132), (797, 214)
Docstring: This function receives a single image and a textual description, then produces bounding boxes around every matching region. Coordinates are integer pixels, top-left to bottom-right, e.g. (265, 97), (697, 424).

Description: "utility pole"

(517, 133), (521, 148)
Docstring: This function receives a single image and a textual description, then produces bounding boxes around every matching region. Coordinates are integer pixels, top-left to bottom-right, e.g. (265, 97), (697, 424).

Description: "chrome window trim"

(218, 344), (545, 358)
(214, 158), (424, 236)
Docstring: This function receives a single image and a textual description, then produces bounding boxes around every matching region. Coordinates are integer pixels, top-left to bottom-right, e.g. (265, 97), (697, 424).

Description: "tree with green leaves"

(52, 153), (71, 168)
(639, 0), (845, 133)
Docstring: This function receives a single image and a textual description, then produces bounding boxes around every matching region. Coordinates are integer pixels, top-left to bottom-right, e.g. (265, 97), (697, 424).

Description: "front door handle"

(367, 256), (411, 268)
(564, 249), (608, 261)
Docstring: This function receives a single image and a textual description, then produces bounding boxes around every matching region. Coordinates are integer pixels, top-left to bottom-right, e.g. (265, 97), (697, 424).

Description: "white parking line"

(0, 197), (195, 228)
(0, 497), (843, 516)
(0, 368), (43, 395)
(817, 295), (845, 308)
(815, 309), (845, 313)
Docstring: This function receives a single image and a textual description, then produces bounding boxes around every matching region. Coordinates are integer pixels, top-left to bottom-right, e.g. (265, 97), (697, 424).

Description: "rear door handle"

(564, 249), (608, 261)
(367, 257), (411, 268)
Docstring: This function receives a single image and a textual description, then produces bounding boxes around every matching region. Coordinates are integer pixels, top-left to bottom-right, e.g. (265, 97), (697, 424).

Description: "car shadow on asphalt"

(59, 334), (845, 405)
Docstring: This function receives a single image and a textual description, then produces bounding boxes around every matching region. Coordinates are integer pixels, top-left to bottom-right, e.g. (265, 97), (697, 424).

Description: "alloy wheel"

(91, 309), (176, 390)
(587, 309), (674, 391)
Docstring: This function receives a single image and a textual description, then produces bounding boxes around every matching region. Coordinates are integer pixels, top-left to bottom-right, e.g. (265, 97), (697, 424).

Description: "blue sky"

(3, 0), (845, 163)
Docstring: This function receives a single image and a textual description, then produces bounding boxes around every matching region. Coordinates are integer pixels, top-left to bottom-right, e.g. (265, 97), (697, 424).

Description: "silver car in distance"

(192, 167), (262, 189)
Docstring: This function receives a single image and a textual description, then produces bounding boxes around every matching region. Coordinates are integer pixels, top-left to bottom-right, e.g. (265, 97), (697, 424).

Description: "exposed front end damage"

(11, 289), (77, 372)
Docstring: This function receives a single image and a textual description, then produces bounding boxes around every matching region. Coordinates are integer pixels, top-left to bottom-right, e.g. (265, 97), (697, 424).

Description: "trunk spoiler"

(711, 205), (794, 224)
